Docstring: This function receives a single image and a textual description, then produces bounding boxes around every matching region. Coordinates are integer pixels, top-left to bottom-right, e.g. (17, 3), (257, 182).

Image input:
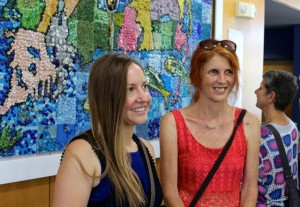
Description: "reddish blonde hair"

(190, 45), (240, 102)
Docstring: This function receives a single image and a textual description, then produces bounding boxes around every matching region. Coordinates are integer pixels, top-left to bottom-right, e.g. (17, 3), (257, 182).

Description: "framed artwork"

(0, 0), (213, 183)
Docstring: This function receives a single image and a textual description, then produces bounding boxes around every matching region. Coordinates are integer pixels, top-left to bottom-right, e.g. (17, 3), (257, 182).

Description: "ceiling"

(265, 0), (300, 28)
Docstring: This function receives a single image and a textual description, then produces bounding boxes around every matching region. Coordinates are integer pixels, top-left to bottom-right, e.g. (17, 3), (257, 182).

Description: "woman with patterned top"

(53, 53), (163, 207)
(255, 70), (299, 206)
(159, 39), (261, 207)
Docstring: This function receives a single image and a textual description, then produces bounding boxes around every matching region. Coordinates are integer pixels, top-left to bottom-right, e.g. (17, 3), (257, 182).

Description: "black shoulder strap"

(132, 134), (156, 207)
(265, 124), (300, 204)
(60, 130), (104, 163)
(189, 109), (247, 207)
(265, 124), (293, 179)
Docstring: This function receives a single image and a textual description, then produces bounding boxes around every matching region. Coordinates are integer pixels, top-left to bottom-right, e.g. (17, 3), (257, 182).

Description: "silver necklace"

(204, 124), (216, 131)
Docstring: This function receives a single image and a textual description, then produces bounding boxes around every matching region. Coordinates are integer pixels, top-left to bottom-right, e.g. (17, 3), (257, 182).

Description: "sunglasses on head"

(198, 39), (237, 52)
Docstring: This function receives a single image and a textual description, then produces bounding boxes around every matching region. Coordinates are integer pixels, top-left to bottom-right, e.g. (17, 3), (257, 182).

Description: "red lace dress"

(172, 108), (247, 207)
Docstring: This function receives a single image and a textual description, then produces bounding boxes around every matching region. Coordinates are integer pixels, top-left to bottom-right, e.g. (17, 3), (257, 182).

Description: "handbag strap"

(133, 134), (155, 207)
(265, 124), (294, 179)
(189, 109), (247, 207)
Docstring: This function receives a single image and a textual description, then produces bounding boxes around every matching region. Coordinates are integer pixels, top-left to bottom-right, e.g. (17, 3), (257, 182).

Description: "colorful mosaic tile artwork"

(0, 0), (212, 157)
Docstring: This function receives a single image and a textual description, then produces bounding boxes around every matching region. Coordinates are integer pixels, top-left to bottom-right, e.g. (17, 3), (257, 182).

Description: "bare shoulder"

(65, 139), (95, 158)
(160, 111), (176, 131)
(243, 110), (260, 127)
(243, 111), (260, 142)
(159, 111), (178, 152)
(161, 111), (175, 122)
(62, 138), (100, 176)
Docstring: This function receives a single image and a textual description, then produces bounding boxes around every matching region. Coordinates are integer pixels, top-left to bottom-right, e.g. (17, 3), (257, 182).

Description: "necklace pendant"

(204, 124), (216, 131)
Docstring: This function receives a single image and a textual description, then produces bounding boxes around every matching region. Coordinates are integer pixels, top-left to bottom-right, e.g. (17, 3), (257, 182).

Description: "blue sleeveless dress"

(65, 130), (163, 207)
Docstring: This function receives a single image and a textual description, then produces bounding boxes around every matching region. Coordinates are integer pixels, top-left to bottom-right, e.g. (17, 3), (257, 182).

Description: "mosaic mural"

(0, 0), (212, 157)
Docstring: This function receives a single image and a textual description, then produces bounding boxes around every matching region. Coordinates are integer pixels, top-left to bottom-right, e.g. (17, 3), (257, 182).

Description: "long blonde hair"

(88, 53), (146, 206)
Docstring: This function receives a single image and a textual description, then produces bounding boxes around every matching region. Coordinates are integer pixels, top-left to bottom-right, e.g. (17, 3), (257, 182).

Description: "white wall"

(0, 140), (160, 185)
(221, 0), (264, 120)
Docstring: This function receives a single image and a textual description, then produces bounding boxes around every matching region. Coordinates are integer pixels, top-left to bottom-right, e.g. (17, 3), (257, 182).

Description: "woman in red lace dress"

(159, 39), (261, 207)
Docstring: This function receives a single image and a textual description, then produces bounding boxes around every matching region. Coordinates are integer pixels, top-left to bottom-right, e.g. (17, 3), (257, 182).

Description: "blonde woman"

(53, 53), (163, 207)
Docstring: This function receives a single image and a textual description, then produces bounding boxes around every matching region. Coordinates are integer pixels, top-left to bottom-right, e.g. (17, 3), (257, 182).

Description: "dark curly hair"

(263, 70), (298, 111)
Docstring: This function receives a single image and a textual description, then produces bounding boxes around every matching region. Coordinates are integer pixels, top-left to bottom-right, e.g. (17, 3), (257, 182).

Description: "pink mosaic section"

(175, 23), (189, 55)
(117, 6), (141, 52)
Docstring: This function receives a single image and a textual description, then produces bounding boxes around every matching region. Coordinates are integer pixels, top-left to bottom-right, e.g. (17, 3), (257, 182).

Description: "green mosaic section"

(16, 0), (45, 30)
(94, 22), (110, 50)
(70, 0), (110, 63)
(67, 19), (78, 47)
(152, 21), (177, 50)
(0, 125), (22, 151)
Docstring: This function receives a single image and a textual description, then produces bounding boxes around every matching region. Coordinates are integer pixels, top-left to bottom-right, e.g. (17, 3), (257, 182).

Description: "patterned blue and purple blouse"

(257, 119), (299, 207)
